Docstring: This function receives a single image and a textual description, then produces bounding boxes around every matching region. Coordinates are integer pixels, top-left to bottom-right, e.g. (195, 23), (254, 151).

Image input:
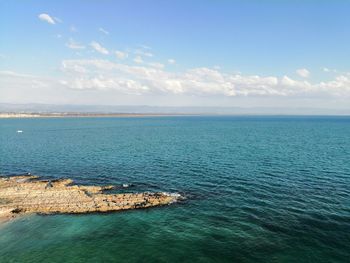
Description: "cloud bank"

(58, 59), (350, 98)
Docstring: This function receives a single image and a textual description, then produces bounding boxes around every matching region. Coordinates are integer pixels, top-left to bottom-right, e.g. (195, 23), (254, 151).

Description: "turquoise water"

(0, 116), (349, 262)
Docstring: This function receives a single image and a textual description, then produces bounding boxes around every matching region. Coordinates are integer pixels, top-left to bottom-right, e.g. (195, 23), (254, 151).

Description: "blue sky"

(1, 0), (350, 108)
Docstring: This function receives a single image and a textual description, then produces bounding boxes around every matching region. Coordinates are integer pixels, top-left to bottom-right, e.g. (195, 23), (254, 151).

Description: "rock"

(0, 175), (180, 222)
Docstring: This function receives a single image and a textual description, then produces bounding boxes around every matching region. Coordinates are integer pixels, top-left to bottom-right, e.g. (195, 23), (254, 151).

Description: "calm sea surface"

(0, 116), (349, 262)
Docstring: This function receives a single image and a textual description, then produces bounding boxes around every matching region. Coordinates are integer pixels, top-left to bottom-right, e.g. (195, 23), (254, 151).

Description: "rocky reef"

(0, 175), (181, 223)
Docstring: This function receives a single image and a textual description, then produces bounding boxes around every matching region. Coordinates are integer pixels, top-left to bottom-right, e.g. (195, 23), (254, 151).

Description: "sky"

(0, 0), (350, 109)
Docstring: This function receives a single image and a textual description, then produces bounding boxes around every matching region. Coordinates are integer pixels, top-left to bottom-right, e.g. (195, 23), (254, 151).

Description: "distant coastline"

(0, 112), (193, 118)
(1, 103), (350, 116)
(1, 112), (350, 119)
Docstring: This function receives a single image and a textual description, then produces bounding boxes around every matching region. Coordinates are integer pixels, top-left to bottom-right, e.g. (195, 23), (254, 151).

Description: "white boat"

(16, 130), (23, 133)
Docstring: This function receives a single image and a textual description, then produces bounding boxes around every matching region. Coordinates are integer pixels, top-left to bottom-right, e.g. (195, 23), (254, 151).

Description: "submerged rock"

(0, 175), (180, 222)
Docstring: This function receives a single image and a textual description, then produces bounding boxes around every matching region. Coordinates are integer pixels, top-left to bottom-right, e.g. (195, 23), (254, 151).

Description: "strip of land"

(0, 175), (181, 223)
(0, 113), (192, 118)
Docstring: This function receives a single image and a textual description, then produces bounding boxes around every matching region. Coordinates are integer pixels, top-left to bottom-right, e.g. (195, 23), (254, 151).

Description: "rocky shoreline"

(0, 175), (181, 223)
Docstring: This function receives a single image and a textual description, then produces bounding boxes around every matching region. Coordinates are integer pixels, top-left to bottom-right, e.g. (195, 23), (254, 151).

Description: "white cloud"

(134, 49), (153, 57)
(138, 44), (151, 50)
(115, 51), (128, 59)
(148, 62), (165, 69)
(323, 67), (337, 73)
(296, 68), (310, 78)
(90, 41), (109, 55)
(3, 65), (350, 108)
(0, 70), (77, 104)
(54, 17), (63, 23)
(38, 13), (56, 25)
(0, 70), (41, 78)
(66, 39), (85, 49)
(99, 28), (109, 35)
(134, 56), (143, 64)
(61, 61), (88, 73)
(168, 59), (176, 65)
(57, 59), (350, 99)
(0, 70), (51, 90)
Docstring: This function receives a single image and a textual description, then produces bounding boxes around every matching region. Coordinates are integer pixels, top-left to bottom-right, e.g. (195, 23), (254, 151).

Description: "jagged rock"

(0, 175), (180, 223)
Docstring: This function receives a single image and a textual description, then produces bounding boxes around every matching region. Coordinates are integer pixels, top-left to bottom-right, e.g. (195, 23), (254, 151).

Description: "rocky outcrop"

(0, 175), (180, 222)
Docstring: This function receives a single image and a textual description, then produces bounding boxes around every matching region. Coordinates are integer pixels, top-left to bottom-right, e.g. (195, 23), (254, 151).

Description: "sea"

(0, 116), (349, 262)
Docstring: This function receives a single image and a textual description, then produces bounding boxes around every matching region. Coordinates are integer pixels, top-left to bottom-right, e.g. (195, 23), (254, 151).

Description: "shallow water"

(0, 116), (349, 262)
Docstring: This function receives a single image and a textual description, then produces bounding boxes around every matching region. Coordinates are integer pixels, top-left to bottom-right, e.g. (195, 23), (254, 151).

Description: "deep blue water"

(0, 116), (349, 262)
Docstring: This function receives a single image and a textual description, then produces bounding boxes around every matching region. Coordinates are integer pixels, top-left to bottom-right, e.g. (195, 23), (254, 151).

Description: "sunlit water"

(0, 116), (349, 262)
